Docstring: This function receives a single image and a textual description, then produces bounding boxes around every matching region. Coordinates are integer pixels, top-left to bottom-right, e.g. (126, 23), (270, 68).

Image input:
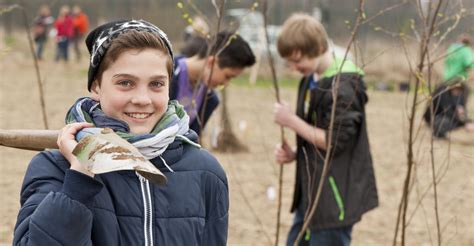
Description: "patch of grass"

(4, 35), (16, 47)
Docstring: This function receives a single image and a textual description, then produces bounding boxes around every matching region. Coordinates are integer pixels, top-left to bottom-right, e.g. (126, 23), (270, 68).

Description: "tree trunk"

(213, 87), (247, 153)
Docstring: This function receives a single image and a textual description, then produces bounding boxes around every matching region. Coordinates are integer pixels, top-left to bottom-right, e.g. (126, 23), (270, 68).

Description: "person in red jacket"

(72, 5), (89, 61)
(54, 5), (74, 62)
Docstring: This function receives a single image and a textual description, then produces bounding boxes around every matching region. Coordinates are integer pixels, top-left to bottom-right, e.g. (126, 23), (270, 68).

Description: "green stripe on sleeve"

(329, 176), (345, 221)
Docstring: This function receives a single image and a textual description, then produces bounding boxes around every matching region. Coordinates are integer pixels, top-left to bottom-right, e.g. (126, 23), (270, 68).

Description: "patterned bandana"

(85, 19), (174, 91)
(66, 97), (200, 160)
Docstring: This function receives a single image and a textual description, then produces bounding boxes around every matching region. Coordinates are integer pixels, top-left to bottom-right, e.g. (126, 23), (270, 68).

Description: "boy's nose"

(131, 91), (152, 105)
(288, 62), (298, 71)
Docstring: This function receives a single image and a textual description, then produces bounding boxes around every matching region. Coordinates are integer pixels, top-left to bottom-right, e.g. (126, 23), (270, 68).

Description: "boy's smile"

(91, 48), (170, 134)
(125, 113), (153, 120)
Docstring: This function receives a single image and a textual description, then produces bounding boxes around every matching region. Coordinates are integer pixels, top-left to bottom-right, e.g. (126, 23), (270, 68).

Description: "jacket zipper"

(138, 173), (154, 246)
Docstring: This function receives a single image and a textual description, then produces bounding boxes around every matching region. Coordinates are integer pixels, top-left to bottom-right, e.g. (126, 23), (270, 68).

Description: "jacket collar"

(152, 130), (199, 170)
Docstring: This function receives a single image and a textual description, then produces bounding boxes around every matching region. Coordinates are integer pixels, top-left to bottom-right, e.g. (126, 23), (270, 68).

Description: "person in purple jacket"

(170, 31), (255, 136)
(14, 19), (228, 245)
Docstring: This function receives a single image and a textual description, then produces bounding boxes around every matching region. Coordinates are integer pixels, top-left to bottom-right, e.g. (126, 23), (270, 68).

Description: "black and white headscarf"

(85, 19), (174, 91)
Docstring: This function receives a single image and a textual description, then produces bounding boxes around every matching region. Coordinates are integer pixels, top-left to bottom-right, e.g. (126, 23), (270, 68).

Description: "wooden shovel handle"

(0, 129), (60, 151)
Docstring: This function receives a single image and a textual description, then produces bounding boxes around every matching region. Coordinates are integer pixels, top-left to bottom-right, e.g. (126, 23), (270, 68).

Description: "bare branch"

(0, 3), (20, 16)
(394, 0), (447, 245)
(18, 0), (49, 129)
(260, 0), (286, 244)
(360, 1), (408, 25)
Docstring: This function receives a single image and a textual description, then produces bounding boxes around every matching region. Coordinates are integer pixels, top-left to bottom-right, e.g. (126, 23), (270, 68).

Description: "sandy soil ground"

(1, 50), (473, 245)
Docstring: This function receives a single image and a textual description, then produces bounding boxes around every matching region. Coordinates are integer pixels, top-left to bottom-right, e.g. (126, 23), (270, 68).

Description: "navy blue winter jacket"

(13, 131), (229, 245)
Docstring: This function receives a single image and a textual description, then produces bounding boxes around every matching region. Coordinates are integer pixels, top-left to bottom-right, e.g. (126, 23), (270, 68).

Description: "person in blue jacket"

(14, 19), (229, 246)
(170, 31), (255, 136)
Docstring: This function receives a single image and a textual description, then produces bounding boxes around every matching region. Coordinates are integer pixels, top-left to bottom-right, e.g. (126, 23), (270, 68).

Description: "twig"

(0, 4), (20, 16)
(185, 0), (213, 32)
(360, 1), (408, 25)
(393, 0), (445, 245)
(19, 0), (49, 129)
(261, 0), (285, 245)
(426, 38), (442, 246)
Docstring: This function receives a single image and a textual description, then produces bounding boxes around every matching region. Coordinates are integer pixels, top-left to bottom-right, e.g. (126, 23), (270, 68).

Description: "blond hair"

(277, 13), (329, 58)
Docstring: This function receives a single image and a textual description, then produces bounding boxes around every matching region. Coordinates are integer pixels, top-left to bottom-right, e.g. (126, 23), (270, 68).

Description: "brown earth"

(1, 45), (473, 245)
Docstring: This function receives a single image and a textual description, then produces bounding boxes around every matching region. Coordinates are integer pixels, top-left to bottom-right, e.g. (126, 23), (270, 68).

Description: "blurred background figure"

(183, 15), (209, 42)
(72, 5), (89, 61)
(443, 34), (473, 83)
(32, 5), (54, 60)
(180, 15), (209, 57)
(424, 34), (474, 138)
(424, 83), (474, 138)
(180, 34), (208, 58)
(54, 5), (74, 62)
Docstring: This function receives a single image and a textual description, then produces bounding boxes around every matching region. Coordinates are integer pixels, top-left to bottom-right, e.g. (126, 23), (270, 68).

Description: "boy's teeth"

(127, 113), (150, 119)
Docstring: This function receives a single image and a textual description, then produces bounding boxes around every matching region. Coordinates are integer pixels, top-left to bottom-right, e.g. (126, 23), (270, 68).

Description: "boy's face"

(204, 57), (243, 89)
(285, 51), (318, 76)
(91, 48), (170, 134)
(451, 87), (463, 96)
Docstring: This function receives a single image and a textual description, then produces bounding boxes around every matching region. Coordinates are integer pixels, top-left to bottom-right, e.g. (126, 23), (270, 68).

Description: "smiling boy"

(90, 45), (170, 134)
(14, 20), (229, 245)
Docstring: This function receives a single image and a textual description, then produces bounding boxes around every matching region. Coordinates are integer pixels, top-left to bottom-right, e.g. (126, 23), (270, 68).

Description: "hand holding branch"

(274, 139), (296, 165)
(274, 101), (297, 129)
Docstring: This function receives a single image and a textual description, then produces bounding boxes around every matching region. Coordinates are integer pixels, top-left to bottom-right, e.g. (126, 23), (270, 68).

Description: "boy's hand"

(57, 122), (94, 177)
(465, 122), (474, 132)
(274, 101), (297, 128)
(274, 139), (296, 164)
(456, 106), (467, 121)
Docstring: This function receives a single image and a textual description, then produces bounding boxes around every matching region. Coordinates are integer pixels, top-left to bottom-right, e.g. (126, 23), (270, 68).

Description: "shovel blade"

(73, 128), (167, 185)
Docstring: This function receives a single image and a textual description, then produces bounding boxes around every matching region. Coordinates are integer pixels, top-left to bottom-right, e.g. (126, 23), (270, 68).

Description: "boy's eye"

(150, 81), (165, 88)
(117, 80), (133, 87)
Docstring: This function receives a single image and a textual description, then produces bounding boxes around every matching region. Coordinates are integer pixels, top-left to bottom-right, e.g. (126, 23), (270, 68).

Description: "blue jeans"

(55, 38), (69, 62)
(286, 206), (353, 246)
(35, 39), (46, 60)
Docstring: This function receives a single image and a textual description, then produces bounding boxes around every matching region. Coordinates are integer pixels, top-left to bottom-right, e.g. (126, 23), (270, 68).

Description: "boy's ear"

(90, 81), (101, 101)
(206, 56), (217, 67)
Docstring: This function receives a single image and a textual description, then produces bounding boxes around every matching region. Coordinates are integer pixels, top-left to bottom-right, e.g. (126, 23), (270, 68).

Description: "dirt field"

(1, 47), (473, 245)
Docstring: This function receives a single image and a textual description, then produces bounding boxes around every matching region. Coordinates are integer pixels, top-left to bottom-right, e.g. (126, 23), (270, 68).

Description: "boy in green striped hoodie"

(273, 13), (378, 246)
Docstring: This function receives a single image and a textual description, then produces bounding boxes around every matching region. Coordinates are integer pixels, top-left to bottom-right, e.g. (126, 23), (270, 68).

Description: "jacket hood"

(320, 57), (364, 80)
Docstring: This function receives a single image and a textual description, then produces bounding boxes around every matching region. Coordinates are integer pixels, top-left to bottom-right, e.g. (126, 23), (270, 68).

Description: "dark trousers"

(55, 38), (69, 62)
(35, 39), (46, 60)
(287, 205), (353, 246)
(72, 34), (83, 61)
(431, 115), (464, 138)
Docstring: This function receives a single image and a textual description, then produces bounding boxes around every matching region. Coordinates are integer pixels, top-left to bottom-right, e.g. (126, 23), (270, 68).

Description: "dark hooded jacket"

(423, 82), (470, 125)
(13, 131), (229, 245)
(292, 59), (378, 230)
